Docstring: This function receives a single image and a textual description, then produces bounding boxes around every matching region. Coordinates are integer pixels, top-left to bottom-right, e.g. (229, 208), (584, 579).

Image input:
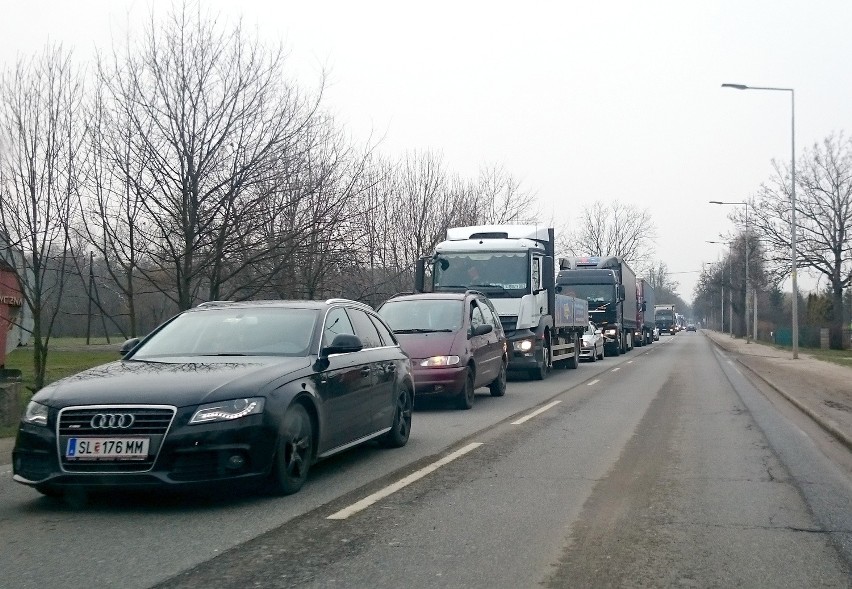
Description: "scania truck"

(415, 225), (588, 380)
(655, 304), (676, 335)
(556, 256), (638, 356)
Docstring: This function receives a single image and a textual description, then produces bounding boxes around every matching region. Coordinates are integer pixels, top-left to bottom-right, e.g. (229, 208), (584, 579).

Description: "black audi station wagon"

(12, 299), (414, 499)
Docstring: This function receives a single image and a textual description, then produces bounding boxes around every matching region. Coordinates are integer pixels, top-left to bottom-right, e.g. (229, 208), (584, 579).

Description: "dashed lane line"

(511, 400), (562, 425)
(327, 442), (483, 520)
(587, 379), (600, 386)
(611, 367), (621, 372)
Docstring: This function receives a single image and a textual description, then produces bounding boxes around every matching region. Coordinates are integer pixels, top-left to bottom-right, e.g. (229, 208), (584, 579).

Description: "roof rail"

(196, 300), (235, 308)
(325, 297), (374, 310)
(388, 291), (415, 299)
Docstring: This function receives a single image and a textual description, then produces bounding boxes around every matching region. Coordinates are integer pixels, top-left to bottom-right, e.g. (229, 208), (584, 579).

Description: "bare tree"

(558, 200), (657, 275)
(751, 132), (852, 348)
(101, 2), (323, 310)
(77, 72), (156, 337)
(0, 46), (85, 389)
(472, 164), (537, 224)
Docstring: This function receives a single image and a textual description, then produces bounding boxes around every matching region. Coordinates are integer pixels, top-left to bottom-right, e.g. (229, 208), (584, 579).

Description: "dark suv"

(377, 291), (508, 410)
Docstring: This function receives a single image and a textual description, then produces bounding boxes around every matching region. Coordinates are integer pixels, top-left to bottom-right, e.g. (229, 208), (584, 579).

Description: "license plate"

(65, 437), (150, 460)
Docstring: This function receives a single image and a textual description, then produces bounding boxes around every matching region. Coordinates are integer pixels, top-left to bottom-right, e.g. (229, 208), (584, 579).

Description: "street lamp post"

(710, 201), (751, 342)
(707, 240), (733, 337)
(721, 83), (798, 359)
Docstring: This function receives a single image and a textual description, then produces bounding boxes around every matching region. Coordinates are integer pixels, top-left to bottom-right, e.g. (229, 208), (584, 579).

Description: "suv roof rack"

(196, 300), (235, 308)
(325, 297), (374, 310)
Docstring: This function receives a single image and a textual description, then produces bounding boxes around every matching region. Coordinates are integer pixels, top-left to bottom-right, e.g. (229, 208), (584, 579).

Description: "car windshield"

(379, 299), (462, 332)
(131, 307), (319, 358)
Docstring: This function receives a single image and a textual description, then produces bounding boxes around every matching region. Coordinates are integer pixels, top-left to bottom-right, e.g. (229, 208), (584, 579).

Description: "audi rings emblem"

(90, 413), (135, 429)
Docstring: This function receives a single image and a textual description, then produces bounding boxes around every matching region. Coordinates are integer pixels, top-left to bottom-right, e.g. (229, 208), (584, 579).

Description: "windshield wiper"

(470, 283), (507, 291)
(393, 328), (453, 334)
(200, 353), (248, 356)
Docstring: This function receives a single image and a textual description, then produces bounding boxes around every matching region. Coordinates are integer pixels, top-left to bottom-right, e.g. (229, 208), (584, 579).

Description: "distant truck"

(556, 256), (638, 356)
(415, 225), (588, 379)
(635, 278), (656, 346)
(655, 304), (676, 335)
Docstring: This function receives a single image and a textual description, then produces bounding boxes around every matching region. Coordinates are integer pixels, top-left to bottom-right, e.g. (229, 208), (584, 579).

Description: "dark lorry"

(655, 304), (676, 335)
(556, 256), (638, 356)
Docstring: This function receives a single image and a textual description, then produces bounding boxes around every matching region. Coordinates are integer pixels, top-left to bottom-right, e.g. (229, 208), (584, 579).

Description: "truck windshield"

(557, 284), (615, 306)
(433, 252), (528, 297)
(656, 310), (674, 321)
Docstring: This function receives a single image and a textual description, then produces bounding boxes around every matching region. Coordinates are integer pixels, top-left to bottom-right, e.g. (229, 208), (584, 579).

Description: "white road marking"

(627, 360), (634, 364)
(587, 379), (600, 386)
(327, 442), (483, 520)
(611, 367), (620, 372)
(511, 400), (562, 425)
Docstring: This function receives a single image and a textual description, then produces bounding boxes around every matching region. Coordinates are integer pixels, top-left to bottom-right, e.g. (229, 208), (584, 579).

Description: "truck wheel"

(566, 333), (579, 369)
(530, 336), (550, 380)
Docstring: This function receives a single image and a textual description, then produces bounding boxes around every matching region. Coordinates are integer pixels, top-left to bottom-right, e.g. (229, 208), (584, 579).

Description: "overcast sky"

(2, 1), (849, 300)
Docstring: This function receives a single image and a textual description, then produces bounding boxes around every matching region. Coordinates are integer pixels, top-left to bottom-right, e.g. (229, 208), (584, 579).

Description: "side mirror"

(470, 324), (493, 338)
(321, 333), (364, 357)
(119, 337), (141, 357)
(618, 284), (626, 301)
(641, 301), (647, 311)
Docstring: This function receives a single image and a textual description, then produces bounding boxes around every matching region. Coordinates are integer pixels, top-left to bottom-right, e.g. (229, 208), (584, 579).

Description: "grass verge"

(1, 340), (120, 438)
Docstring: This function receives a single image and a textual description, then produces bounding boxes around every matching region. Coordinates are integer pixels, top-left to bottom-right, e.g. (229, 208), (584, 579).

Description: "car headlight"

(189, 397), (265, 425)
(22, 401), (49, 427)
(420, 356), (460, 367)
(513, 339), (534, 352)
(604, 329), (617, 336)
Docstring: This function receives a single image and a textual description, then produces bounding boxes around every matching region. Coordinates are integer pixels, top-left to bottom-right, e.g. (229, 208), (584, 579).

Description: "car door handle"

(360, 367), (371, 376)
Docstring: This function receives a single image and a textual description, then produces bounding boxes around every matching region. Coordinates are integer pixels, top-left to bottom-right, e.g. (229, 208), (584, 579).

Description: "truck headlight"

(189, 398), (265, 424)
(604, 328), (617, 336)
(420, 356), (460, 367)
(513, 339), (534, 352)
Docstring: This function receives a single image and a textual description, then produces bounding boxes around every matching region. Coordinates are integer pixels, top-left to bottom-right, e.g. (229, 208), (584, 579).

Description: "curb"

(706, 334), (852, 452)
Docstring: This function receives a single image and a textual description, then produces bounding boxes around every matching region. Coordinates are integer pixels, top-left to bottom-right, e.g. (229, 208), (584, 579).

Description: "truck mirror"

(618, 284), (626, 301)
(415, 257), (426, 293)
(641, 301), (647, 312)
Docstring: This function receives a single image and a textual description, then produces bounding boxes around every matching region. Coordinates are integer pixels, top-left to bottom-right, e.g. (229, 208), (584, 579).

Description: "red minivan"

(377, 291), (508, 410)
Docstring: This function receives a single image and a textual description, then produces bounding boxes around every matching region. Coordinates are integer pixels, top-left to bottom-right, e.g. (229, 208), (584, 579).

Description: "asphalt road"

(2, 333), (851, 588)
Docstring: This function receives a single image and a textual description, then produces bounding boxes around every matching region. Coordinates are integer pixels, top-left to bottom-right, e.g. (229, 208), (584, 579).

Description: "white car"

(580, 322), (605, 362)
